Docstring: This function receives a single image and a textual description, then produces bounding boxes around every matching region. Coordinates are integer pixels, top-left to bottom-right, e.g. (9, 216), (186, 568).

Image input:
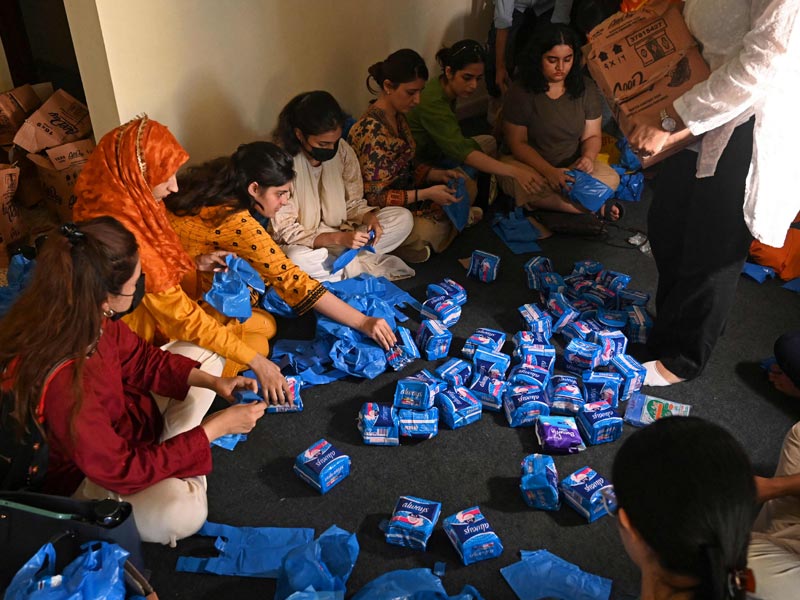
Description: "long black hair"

(367, 49), (429, 94)
(516, 23), (585, 98)
(273, 91), (345, 156)
(613, 417), (756, 600)
(435, 39), (486, 75)
(166, 142), (294, 220)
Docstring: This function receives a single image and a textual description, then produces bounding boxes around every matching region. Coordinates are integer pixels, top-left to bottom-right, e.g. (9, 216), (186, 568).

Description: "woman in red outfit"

(0, 217), (265, 546)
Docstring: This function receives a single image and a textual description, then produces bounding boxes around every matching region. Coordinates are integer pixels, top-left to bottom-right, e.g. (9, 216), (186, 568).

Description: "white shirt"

(673, 0), (800, 247)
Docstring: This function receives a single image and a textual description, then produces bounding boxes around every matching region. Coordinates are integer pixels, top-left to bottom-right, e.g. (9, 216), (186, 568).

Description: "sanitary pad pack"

(508, 364), (550, 388)
(358, 402), (399, 446)
(234, 372), (304, 413)
(394, 375), (436, 410)
(434, 386), (483, 429)
(386, 495), (442, 550)
(503, 384), (550, 427)
(514, 343), (556, 373)
(576, 401), (623, 445)
(562, 320), (594, 342)
(462, 327), (506, 359)
(624, 392), (691, 427)
(589, 329), (628, 365)
(469, 374), (507, 412)
(397, 408), (439, 439)
(549, 375), (585, 415)
(520, 454), (560, 511)
(547, 293), (580, 332)
(468, 250), (500, 282)
(435, 358), (473, 387)
(596, 269), (631, 292)
(573, 260), (604, 277)
(581, 370), (622, 408)
(625, 305), (653, 343)
(415, 319), (452, 360)
(618, 288), (650, 307)
(443, 507), (504, 565)
(518, 304), (553, 342)
(610, 354), (646, 401)
(472, 347), (510, 379)
(294, 439), (351, 494)
(421, 295), (461, 327)
(385, 326), (420, 371)
(563, 339), (603, 374)
(525, 256), (554, 289)
(426, 278), (467, 305)
(535, 415), (586, 454)
(560, 466), (615, 522)
(596, 308), (628, 330)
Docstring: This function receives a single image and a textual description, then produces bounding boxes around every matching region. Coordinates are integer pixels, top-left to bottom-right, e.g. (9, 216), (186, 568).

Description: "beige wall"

(65, 0), (492, 164)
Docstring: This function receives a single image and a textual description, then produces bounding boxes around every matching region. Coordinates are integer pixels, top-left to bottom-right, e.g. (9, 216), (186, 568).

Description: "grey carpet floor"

(143, 187), (800, 599)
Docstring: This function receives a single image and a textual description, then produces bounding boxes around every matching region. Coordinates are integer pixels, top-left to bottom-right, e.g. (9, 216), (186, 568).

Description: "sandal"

(598, 199), (625, 223)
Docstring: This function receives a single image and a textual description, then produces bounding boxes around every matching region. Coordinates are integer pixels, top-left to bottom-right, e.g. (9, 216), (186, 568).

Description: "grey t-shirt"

(503, 77), (602, 167)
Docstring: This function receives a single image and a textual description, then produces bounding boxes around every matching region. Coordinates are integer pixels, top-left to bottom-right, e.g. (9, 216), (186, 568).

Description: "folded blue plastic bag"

(204, 254), (266, 321)
(331, 229), (376, 274)
(261, 286), (298, 317)
(564, 170), (615, 212)
(6, 541), (129, 600)
(274, 525), (359, 600)
(176, 521), (314, 578)
(443, 177), (471, 232)
(492, 209), (542, 255)
(741, 262), (777, 283)
(501, 549), (612, 600)
(616, 137), (642, 171)
(352, 568), (485, 600)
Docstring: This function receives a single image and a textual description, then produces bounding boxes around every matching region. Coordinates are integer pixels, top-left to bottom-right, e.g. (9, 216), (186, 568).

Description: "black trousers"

(775, 331), (800, 389)
(646, 118), (755, 380)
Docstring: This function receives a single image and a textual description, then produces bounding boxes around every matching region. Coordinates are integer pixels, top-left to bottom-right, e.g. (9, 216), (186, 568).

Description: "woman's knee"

(133, 477), (208, 546)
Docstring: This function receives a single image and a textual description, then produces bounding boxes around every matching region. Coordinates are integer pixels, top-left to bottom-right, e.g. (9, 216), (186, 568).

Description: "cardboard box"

(45, 138), (96, 171)
(584, 0), (710, 166)
(0, 164), (23, 260)
(13, 89), (92, 154)
(27, 150), (87, 222)
(0, 84), (42, 146)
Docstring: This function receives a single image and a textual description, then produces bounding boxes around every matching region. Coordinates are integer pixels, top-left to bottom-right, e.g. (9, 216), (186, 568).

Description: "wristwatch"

(660, 108), (677, 133)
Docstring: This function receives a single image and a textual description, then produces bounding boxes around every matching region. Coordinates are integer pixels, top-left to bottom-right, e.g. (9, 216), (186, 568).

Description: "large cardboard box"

(27, 141), (93, 222)
(13, 89), (92, 154)
(583, 0), (710, 166)
(0, 164), (23, 262)
(0, 85), (42, 146)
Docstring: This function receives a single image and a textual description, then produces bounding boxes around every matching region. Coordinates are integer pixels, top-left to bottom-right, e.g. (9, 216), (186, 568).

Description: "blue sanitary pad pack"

(588, 329), (628, 366)
(518, 305), (553, 342)
(573, 260), (604, 277)
(397, 407), (439, 439)
(618, 288), (650, 307)
(411, 369), (447, 394)
(426, 278), (467, 305)
(524, 256), (554, 289)
(547, 293), (580, 332)
(596, 269), (631, 292)
(421, 295), (461, 327)
(415, 319), (452, 360)
(462, 327), (506, 358)
(581, 284), (617, 309)
(385, 326), (420, 371)
(443, 506), (504, 565)
(610, 353), (646, 401)
(294, 439), (351, 494)
(581, 370), (622, 408)
(508, 364), (550, 388)
(503, 384), (550, 427)
(469, 374), (507, 412)
(625, 305), (653, 344)
(472, 347), (510, 379)
(358, 402), (399, 446)
(560, 467), (615, 523)
(520, 454), (560, 511)
(539, 272), (566, 294)
(577, 401), (623, 445)
(563, 339), (603, 374)
(514, 343), (556, 373)
(386, 495), (442, 550)
(394, 375), (436, 410)
(597, 308), (629, 330)
(435, 357), (473, 387)
(468, 250), (500, 282)
(434, 386), (483, 429)
(549, 375), (585, 415)
(234, 372), (304, 414)
(536, 415), (586, 454)
(562, 320), (594, 342)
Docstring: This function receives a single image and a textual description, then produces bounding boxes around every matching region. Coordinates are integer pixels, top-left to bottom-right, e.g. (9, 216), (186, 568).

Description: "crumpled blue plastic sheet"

(610, 165), (644, 202)
(783, 277), (800, 292)
(274, 525), (359, 600)
(0, 254), (35, 318)
(741, 262), (777, 283)
(352, 568), (485, 600)
(564, 170), (616, 213)
(443, 177), (471, 232)
(261, 287), (298, 318)
(204, 254), (266, 321)
(616, 138), (643, 171)
(6, 541), (129, 600)
(492, 208), (542, 254)
(501, 549), (612, 600)
(176, 521), (314, 578)
(332, 230), (376, 274)
(271, 339), (349, 386)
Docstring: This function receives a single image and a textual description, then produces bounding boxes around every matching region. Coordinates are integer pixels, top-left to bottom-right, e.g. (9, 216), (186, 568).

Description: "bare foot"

(599, 202), (621, 222)
(768, 365), (800, 398)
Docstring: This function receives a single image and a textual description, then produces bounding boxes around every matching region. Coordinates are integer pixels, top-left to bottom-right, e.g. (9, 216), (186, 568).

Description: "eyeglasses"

(599, 485), (618, 517)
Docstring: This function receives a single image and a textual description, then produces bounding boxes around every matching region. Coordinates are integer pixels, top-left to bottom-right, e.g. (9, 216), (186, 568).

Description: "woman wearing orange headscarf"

(73, 116), (289, 406)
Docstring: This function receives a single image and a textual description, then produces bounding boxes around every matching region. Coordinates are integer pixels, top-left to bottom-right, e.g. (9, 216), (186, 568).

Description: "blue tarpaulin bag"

(204, 255), (266, 321)
(564, 171), (616, 213)
(443, 177), (470, 232)
(5, 541), (128, 600)
(352, 568), (484, 600)
(176, 521), (314, 578)
(274, 525), (359, 600)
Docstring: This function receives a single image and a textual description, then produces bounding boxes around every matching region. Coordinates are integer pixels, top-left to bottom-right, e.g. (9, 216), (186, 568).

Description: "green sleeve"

(416, 95), (480, 163)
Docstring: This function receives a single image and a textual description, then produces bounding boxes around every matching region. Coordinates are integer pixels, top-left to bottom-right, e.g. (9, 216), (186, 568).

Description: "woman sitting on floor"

(406, 39), (540, 199)
(500, 23), (620, 218)
(349, 49), (469, 264)
(166, 141), (396, 350)
(73, 116), (289, 405)
(613, 416), (757, 600)
(269, 91), (414, 282)
(0, 217), (265, 546)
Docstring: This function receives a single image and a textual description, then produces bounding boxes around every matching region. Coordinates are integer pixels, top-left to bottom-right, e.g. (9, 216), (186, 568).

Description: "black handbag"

(0, 491), (144, 590)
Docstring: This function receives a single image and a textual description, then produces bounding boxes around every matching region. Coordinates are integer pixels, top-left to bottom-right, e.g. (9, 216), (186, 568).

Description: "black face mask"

(111, 273), (146, 321)
(307, 138), (339, 163)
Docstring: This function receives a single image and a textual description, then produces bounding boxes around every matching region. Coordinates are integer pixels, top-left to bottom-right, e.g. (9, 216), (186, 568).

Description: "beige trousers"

(749, 422), (800, 599)
(498, 155), (620, 213)
(73, 341), (223, 547)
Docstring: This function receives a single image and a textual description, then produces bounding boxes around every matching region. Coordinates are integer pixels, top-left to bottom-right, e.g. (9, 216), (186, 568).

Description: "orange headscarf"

(73, 116), (195, 293)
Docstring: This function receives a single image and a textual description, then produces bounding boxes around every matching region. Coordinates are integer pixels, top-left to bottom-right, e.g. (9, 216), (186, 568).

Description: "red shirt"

(42, 319), (212, 496)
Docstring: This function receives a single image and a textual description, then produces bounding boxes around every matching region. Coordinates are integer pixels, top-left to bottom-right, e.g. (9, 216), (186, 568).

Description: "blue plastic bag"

(352, 568), (484, 600)
(204, 254), (267, 321)
(443, 177), (470, 232)
(501, 549), (611, 600)
(616, 137), (642, 171)
(176, 521), (314, 578)
(742, 262), (777, 283)
(5, 541), (128, 600)
(492, 208), (542, 254)
(331, 230), (376, 274)
(261, 287), (298, 317)
(564, 170), (616, 212)
(0, 254), (35, 318)
(274, 525), (359, 600)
